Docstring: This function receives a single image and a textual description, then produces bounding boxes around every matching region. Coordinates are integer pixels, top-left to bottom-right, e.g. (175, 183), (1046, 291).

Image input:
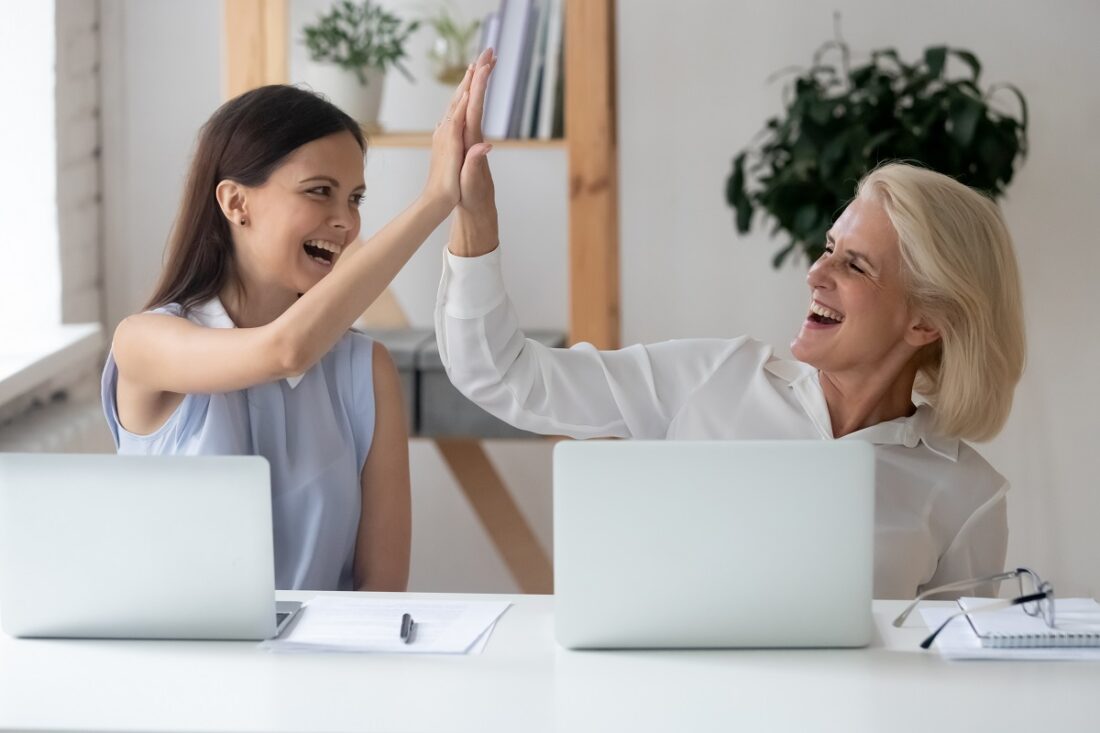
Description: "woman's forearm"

(436, 248), (639, 439)
(273, 195), (451, 374)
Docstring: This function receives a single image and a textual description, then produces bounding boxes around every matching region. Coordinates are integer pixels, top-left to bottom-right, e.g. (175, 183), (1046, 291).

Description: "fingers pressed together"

(442, 48), (497, 150)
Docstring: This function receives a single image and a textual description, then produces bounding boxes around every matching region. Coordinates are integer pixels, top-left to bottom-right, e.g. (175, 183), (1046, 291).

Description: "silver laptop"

(0, 454), (299, 640)
(553, 440), (875, 649)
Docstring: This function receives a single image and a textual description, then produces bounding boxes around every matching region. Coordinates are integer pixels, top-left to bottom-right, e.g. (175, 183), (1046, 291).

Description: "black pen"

(400, 613), (416, 644)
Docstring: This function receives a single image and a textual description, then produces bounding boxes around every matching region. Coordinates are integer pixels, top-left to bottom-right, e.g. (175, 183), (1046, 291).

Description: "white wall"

(100, 0), (223, 329)
(98, 1), (1100, 596)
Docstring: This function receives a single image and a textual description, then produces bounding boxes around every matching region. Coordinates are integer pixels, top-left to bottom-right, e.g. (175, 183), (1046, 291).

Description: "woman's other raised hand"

(451, 48), (499, 257)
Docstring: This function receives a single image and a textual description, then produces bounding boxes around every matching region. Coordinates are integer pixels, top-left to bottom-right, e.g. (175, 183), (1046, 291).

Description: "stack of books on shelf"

(479, 0), (564, 140)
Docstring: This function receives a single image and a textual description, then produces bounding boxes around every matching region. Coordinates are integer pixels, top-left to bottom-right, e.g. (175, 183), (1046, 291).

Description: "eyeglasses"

(892, 567), (1055, 650)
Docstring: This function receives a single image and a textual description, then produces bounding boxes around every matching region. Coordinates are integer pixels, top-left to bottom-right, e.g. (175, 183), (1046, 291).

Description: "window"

(0, 0), (102, 416)
(0, 1), (61, 331)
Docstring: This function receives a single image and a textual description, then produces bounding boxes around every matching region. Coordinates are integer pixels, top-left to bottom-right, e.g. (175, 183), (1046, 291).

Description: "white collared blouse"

(435, 248), (1009, 599)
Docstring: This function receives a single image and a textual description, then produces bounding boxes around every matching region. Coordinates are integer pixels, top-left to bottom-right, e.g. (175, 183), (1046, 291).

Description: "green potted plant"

(425, 3), (481, 85)
(725, 33), (1029, 267)
(301, 0), (420, 132)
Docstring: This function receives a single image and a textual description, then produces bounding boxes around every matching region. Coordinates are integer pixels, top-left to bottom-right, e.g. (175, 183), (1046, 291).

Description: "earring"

(239, 217), (248, 226)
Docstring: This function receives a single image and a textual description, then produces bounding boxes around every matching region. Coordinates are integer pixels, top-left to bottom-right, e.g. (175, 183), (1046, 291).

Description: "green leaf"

(726, 153), (746, 205)
(736, 197), (753, 233)
(862, 129), (895, 157)
(924, 46), (947, 78)
(948, 93), (984, 148)
(821, 134), (848, 178)
(793, 204), (820, 236)
(871, 48), (910, 74)
(809, 100), (833, 125)
(849, 63), (875, 87)
(727, 153), (756, 233)
(987, 82), (1030, 138)
(976, 132), (1013, 186)
(950, 48), (982, 82)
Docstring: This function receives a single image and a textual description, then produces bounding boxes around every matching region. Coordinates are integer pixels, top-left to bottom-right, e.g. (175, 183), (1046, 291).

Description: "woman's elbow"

(265, 323), (311, 379)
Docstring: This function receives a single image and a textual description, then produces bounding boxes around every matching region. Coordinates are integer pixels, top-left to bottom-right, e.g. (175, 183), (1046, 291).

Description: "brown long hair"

(145, 85), (365, 312)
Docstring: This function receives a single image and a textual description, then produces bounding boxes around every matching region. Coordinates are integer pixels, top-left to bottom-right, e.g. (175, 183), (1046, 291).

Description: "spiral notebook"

(959, 597), (1100, 648)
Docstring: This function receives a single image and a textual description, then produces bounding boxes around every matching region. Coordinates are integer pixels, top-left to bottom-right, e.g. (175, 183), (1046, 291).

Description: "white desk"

(1, 592), (1097, 732)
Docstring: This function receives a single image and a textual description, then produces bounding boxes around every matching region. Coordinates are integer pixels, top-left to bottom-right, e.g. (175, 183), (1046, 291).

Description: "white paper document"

(920, 604), (1100, 661)
(263, 597), (512, 655)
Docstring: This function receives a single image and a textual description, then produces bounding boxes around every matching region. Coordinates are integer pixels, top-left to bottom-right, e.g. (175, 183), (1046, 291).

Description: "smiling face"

(230, 130), (365, 295)
(790, 195), (938, 376)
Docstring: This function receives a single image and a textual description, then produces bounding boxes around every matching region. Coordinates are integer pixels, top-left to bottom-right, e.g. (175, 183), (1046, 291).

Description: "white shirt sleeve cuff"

(442, 246), (508, 319)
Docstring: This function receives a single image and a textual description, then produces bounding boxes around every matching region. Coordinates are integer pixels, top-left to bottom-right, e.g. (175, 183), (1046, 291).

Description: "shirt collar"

(764, 357), (959, 462)
(190, 297), (305, 389)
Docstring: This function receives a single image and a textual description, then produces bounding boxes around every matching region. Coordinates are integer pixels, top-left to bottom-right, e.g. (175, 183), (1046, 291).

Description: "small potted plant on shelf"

(725, 27), (1028, 268)
(425, 3), (481, 85)
(301, 0), (420, 133)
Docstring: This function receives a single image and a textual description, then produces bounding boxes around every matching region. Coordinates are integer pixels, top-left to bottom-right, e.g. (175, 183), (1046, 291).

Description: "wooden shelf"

(365, 131), (566, 150)
(224, 0), (618, 350)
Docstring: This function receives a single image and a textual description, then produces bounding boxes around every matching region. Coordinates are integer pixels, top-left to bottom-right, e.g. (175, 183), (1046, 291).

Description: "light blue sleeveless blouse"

(100, 298), (376, 591)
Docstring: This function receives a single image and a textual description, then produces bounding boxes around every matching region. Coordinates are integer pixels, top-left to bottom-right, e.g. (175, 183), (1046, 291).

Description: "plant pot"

(429, 32), (476, 85)
(301, 62), (386, 133)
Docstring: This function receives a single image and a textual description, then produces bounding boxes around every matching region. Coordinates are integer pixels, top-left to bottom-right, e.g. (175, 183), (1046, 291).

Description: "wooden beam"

(565, 0), (620, 350)
(357, 287), (411, 330)
(223, 0), (288, 99)
(435, 439), (554, 594)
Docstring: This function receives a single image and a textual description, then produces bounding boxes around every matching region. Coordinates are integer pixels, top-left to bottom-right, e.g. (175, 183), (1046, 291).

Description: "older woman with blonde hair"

(436, 152), (1025, 599)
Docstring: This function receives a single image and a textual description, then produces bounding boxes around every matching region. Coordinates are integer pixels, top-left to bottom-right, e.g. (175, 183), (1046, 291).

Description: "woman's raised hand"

(450, 49), (499, 257)
(420, 63), (475, 214)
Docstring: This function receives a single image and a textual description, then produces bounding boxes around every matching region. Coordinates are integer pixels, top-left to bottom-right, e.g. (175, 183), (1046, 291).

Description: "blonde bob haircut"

(856, 163), (1025, 442)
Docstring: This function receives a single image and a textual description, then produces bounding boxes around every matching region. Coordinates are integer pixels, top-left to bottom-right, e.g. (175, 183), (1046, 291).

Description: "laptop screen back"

(0, 454), (277, 640)
(553, 440), (875, 649)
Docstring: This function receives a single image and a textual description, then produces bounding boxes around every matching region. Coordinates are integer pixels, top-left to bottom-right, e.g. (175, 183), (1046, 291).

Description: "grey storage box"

(361, 328), (567, 438)
(417, 330), (566, 439)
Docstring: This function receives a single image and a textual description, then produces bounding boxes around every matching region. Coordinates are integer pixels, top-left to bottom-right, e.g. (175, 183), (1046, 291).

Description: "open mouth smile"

(807, 300), (845, 326)
(303, 239), (341, 268)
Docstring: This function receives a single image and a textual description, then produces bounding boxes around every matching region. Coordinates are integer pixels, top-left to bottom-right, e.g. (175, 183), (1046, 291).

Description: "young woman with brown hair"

(102, 51), (496, 592)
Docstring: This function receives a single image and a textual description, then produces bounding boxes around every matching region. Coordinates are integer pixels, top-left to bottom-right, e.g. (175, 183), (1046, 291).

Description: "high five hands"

(422, 48), (500, 258)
